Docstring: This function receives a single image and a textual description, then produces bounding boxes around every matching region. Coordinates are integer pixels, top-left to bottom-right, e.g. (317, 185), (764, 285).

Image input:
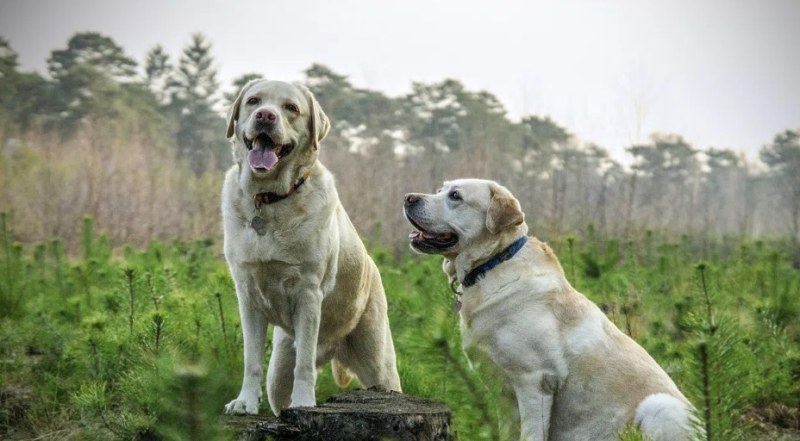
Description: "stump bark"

(228, 389), (453, 441)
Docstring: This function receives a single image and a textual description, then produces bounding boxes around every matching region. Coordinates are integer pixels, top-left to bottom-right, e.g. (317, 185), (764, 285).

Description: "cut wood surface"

(229, 388), (453, 441)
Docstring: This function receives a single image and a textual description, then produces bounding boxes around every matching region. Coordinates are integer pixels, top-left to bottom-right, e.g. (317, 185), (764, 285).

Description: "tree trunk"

(228, 389), (453, 441)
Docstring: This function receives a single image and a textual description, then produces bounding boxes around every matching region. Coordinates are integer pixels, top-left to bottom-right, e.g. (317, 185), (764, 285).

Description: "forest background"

(1, 33), (799, 256)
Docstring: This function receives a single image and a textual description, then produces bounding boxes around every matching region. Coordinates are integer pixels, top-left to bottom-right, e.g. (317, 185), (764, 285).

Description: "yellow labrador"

(222, 79), (401, 415)
(404, 178), (699, 441)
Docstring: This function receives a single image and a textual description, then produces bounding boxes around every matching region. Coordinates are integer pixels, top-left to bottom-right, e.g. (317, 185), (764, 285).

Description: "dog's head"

(403, 179), (526, 257)
(226, 79), (330, 177)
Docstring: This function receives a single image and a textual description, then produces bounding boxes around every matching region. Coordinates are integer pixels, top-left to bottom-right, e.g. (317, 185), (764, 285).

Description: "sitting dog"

(222, 79), (401, 415)
(404, 178), (699, 441)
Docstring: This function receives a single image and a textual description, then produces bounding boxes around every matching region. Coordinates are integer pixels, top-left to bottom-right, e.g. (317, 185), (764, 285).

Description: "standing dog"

(404, 178), (699, 441)
(222, 79), (401, 415)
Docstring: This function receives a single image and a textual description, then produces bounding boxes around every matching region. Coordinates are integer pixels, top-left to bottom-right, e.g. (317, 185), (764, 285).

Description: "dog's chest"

(228, 223), (309, 264)
(458, 286), (509, 354)
(224, 194), (334, 265)
(457, 279), (567, 375)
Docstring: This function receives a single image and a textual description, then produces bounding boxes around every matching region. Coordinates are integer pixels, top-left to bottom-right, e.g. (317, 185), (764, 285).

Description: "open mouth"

(407, 217), (458, 252)
(243, 133), (295, 172)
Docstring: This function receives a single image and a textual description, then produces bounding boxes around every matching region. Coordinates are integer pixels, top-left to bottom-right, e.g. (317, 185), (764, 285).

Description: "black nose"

(405, 194), (421, 206)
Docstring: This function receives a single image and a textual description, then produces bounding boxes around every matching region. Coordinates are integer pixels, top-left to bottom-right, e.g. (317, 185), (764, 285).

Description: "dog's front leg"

(289, 288), (323, 408)
(225, 294), (268, 414)
(514, 372), (557, 441)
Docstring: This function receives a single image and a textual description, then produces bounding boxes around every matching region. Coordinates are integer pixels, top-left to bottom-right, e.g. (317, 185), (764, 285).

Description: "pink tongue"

(248, 149), (279, 170)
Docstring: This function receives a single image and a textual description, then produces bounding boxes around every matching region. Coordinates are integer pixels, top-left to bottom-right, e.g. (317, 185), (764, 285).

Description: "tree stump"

(228, 388), (453, 441)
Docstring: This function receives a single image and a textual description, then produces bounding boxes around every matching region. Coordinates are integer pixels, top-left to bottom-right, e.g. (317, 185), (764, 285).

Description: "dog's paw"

(289, 381), (317, 408)
(224, 397), (259, 415)
(289, 398), (316, 408)
(290, 390), (316, 408)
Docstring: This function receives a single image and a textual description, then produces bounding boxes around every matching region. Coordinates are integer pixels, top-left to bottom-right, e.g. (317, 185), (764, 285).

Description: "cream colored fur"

(404, 178), (700, 441)
(222, 80), (400, 416)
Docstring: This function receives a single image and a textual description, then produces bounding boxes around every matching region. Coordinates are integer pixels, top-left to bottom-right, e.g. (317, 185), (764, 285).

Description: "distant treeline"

(0, 32), (798, 254)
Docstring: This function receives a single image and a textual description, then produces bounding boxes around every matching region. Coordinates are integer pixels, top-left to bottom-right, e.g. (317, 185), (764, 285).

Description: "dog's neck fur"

(445, 223), (533, 287)
(237, 159), (320, 202)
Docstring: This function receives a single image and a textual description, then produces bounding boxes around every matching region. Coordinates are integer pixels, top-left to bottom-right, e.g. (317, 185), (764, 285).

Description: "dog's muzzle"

(404, 194), (458, 253)
(243, 130), (295, 172)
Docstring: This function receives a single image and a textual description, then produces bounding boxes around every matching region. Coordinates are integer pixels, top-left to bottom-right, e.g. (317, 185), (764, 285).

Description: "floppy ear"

(226, 79), (262, 139)
(295, 83), (331, 150)
(486, 183), (525, 234)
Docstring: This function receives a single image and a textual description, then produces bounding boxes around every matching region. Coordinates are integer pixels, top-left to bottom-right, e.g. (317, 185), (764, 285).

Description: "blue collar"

(462, 236), (528, 288)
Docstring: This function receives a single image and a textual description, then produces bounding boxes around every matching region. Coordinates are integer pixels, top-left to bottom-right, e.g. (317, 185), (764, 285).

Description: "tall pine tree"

(0, 38), (49, 132)
(45, 32), (139, 134)
(169, 34), (226, 172)
(144, 45), (172, 107)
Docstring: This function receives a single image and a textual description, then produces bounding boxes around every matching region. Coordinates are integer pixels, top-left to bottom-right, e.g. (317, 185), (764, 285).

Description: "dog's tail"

(331, 358), (353, 388)
(635, 393), (704, 441)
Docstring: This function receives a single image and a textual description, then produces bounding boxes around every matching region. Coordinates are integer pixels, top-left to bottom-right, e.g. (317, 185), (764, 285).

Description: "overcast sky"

(1, 0), (798, 163)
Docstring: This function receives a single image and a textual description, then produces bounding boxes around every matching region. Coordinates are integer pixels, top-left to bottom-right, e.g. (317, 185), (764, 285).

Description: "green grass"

(1, 215), (799, 440)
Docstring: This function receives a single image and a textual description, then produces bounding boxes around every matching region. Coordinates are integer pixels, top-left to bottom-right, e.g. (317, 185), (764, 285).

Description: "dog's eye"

(284, 103), (299, 113)
(448, 190), (462, 201)
(246, 96), (260, 105)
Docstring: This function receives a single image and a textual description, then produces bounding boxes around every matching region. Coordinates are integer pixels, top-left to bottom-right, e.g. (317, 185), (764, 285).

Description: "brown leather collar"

(253, 173), (310, 209)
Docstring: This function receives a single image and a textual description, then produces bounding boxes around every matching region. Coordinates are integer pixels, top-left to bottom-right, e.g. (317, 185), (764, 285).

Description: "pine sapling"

(152, 313), (165, 355)
(689, 262), (747, 441)
(698, 341), (712, 441)
(146, 272), (161, 311)
(566, 236), (577, 288)
(696, 262), (716, 336)
(215, 292), (227, 345)
(89, 338), (101, 378)
(125, 268), (136, 336)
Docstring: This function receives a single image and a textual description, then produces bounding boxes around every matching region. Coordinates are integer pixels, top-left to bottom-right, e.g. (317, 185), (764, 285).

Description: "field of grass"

(1, 213), (799, 440)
